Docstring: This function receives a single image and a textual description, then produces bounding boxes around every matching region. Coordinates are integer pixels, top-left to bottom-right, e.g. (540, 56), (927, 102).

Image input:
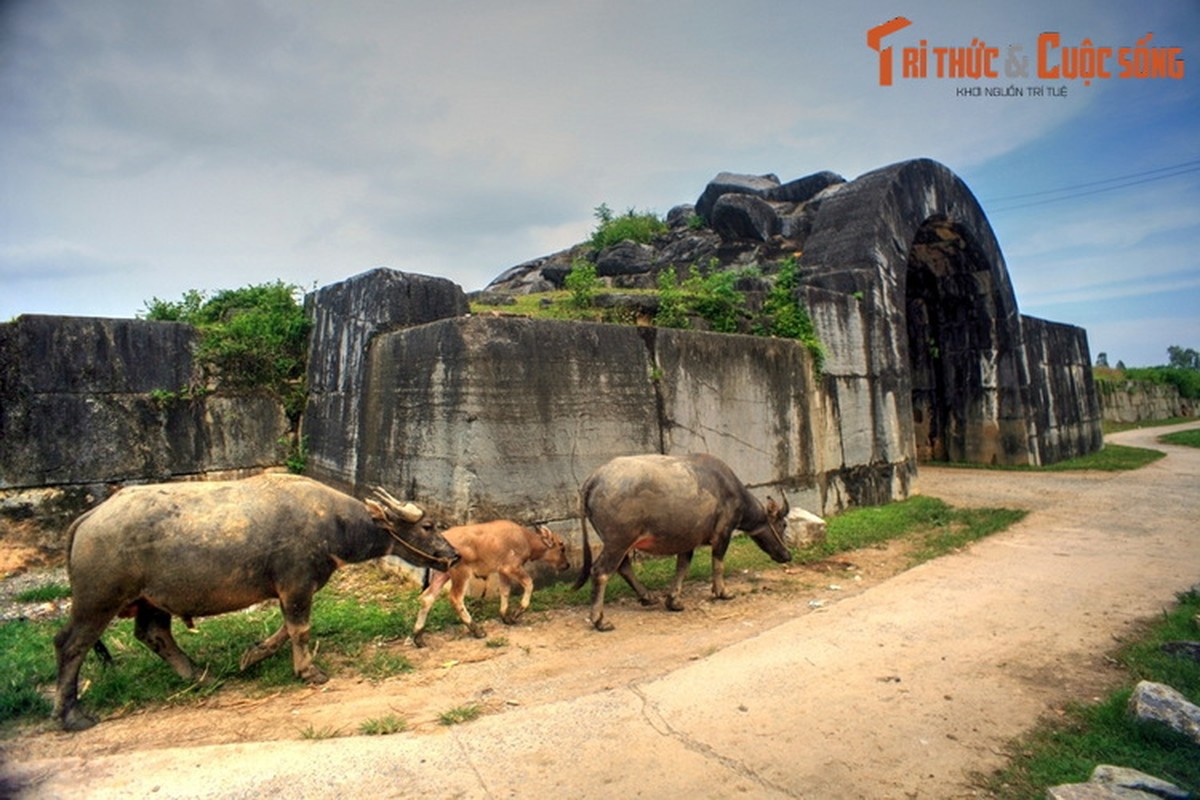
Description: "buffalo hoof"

(60, 708), (97, 732)
(501, 610), (525, 625)
(468, 623), (487, 639)
(638, 595), (658, 607)
(298, 665), (329, 684)
(592, 619), (615, 632)
(712, 591), (734, 602)
(665, 597), (685, 612)
(412, 631), (428, 648)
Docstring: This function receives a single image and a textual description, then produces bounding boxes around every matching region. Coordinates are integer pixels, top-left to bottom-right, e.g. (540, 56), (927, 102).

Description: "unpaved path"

(2, 423), (1198, 799)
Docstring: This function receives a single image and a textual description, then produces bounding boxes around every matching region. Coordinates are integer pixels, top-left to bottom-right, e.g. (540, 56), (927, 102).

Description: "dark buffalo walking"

(53, 473), (459, 731)
(573, 453), (792, 631)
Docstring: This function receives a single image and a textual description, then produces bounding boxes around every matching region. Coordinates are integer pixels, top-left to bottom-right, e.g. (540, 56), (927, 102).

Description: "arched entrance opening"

(905, 216), (1012, 464)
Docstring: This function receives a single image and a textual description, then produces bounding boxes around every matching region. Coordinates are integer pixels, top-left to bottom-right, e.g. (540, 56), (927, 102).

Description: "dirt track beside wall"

(3, 423), (1199, 799)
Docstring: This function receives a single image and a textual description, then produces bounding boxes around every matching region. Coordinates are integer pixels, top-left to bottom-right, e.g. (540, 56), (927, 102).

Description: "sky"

(1, 1), (1197, 367)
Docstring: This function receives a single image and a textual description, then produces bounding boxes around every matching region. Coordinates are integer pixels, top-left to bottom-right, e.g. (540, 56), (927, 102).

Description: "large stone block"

(655, 327), (816, 486)
(0, 316), (287, 489)
(303, 268), (468, 485)
(357, 316), (660, 523)
(1, 315), (197, 395)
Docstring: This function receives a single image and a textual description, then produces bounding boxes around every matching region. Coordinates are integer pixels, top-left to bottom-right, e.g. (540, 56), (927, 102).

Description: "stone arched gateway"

(798, 158), (1100, 467)
(0, 160), (1109, 538)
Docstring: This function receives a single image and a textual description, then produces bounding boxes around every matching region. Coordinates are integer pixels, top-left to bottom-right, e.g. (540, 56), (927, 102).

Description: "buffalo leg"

(53, 616), (112, 731)
(412, 570), (456, 647)
(588, 571), (614, 632)
(239, 624), (290, 671)
(665, 551), (695, 611)
(446, 573), (486, 639)
(133, 603), (197, 682)
(498, 566), (533, 624)
(615, 556), (656, 606)
(710, 547), (732, 600)
(279, 591), (327, 683)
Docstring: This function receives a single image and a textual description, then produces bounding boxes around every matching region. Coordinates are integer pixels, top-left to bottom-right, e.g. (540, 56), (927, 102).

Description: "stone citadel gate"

(2, 158), (1101, 539)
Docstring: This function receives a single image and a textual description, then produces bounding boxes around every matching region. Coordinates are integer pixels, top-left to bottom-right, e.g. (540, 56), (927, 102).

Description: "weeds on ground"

(359, 714), (407, 735)
(983, 589), (1200, 798)
(438, 703), (482, 726)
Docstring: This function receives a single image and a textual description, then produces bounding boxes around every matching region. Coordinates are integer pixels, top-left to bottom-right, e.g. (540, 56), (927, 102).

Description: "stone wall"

(302, 268), (468, 489)
(335, 313), (904, 525)
(1096, 379), (1194, 423)
(0, 315), (288, 490)
(1020, 316), (1104, 463)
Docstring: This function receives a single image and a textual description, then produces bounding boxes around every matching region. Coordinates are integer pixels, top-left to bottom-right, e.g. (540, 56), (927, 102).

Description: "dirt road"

(3, 422), (1198, 798)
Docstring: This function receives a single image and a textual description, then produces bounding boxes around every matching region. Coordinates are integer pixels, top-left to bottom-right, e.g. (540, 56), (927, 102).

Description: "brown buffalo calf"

(412, 521), (570, 646)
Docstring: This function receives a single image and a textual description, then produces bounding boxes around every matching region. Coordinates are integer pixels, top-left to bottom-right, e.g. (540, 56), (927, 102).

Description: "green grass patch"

(984, 589), (1200, 798)
(934, 443), (1165, 473)
(797, 495), (1027, 566)
(1, 499), (1024, 732)
(1159, 428), (1200, 448)
(13, 583), (72, 603)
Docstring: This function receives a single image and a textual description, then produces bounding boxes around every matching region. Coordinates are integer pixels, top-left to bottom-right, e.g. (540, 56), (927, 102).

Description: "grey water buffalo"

(53, 473), (459, 731)
(573, 453), (792, 631)
(411, 521), (570, 646)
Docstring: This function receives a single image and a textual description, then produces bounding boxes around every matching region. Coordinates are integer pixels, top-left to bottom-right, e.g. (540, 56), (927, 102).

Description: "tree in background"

(1167, 345), (1199, 370)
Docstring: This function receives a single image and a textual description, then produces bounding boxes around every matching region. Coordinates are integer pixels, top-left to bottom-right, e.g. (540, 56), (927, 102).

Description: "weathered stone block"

(357, 316), (660, 523)
(0, 316), (287, 490)
(0, 314), (197, 395)
(303, 268), (468, 485)
(656, 327), (816, 487)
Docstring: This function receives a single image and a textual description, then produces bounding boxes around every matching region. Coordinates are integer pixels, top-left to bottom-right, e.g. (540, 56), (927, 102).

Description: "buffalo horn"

(371, 486), (425, 522)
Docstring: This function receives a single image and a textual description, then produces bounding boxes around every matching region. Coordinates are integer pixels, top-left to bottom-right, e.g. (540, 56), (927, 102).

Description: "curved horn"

(371, 486), (425, 522)
(778, 492), (790, 517)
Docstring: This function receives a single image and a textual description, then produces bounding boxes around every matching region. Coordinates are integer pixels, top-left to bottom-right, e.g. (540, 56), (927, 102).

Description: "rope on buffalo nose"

(386, 528), (454, 568)
(767, 517), (787, 551)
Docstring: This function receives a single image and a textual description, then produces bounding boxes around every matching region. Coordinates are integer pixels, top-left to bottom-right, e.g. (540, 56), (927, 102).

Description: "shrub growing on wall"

(141, 281), (311, 420)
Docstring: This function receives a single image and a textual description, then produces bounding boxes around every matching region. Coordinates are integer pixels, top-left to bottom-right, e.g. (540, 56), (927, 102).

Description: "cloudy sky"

(2, 1), (1196, 367)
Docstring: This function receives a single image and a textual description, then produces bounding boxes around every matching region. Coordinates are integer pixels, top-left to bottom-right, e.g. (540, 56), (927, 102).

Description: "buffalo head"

(365, 487), (460, 570)
(747, 494), (792, 563)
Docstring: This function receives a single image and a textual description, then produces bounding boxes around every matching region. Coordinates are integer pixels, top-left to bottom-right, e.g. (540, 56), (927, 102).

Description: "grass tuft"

(438, 703), (483, 726)
(359, 714), (407, 736)
(13, 584), (72, 603)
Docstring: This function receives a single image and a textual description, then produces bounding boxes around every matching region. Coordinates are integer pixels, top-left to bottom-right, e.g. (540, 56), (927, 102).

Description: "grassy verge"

(1159, 428), (1200, 448)
(1103, 416), (1196, 434)
(933, 443), (1165, 473)
(0, 496), (1020, 733)
(983, 589), (1200, 798)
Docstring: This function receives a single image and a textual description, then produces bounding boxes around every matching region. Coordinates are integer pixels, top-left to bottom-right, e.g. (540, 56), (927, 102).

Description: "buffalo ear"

(764, 494), (790, 519)
(364, 498), (387, 524)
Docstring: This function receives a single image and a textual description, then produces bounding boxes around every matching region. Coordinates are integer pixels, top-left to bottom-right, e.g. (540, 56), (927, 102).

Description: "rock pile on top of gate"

(480, 169), (846, 298)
